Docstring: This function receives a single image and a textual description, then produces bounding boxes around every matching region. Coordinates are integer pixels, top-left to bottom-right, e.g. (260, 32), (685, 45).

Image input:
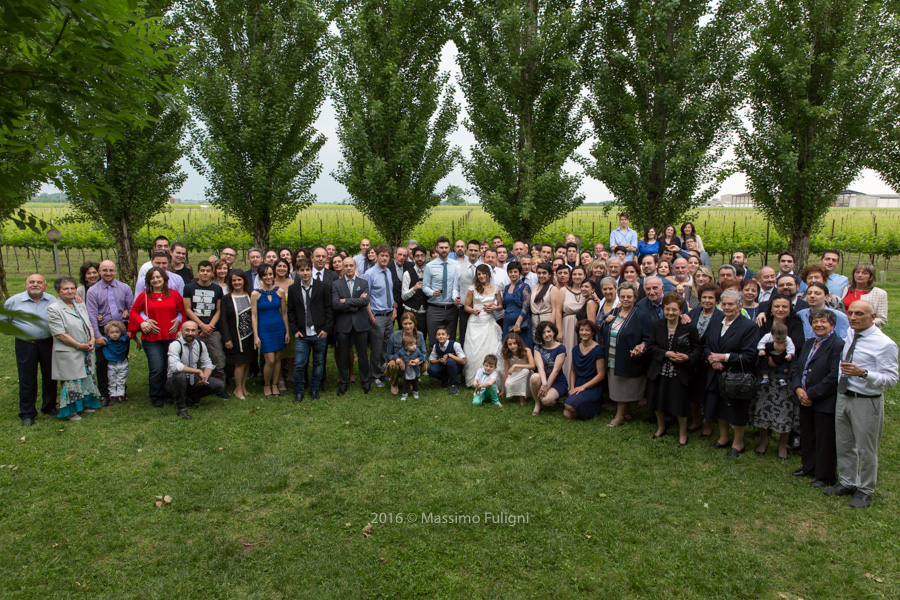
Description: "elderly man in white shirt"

(823, 300), (899, 508)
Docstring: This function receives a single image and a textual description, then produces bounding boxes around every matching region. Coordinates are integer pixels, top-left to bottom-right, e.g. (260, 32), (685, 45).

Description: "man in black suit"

(310, 246), (337, 389)
(389, 246), (408, 322)
(791, 309), (843, 486)
(288, 258), (333, 402)
(332, 255), (372, 395)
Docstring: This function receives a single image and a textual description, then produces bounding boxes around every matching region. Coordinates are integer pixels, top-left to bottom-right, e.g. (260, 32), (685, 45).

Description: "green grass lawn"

(2, 271), (900, 599)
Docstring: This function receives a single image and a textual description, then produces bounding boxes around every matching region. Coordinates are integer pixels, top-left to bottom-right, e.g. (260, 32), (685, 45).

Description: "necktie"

(303, 285), (312, 330)
(348, 278), (354, 295)
(837, 332), (860, 393)
(316, 272), (321, 281)
(441, 261), (448, 300)
(383, 268), (391, 310)
(107, 283), (117, 320)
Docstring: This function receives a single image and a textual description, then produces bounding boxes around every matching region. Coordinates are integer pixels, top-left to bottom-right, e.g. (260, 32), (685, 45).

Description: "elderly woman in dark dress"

(791, 310), (843, 486)
(687, 283), (724, 435)
(703, 289), (760, 457)
(752, 294), (805, 459)
(646, 293), (702, 445)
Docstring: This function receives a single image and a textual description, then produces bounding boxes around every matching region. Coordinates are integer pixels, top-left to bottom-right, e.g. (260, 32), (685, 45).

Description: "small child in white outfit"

(757, 322), (795, 386)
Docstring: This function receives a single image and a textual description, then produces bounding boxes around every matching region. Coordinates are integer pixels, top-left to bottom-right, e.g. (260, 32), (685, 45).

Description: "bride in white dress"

(464, 264), (504, 387)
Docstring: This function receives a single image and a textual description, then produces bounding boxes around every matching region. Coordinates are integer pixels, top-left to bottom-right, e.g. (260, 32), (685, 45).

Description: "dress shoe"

(41, 407), (59, 416)
(362, 383), (371, 394)
(792, 469), (813, 477)
(294, 394), (305, 403)
(810, 480), (832, 488)
(177, 409), (192, 420)
(100, 396), (110, 407)
(822, 484), (856, 496)
(310, 391), (319, 400)
(217, 390), (231, 400)
(449, 384), (459, 395)
(21, 417), (34, 426)
(699, 432), (712, 440)
(337, 386), (347, 397)
(849, 491), (872, 508)
(726, 447), (745, 457)
(679, 439), (689, 447)
(709, 440), (731, 449)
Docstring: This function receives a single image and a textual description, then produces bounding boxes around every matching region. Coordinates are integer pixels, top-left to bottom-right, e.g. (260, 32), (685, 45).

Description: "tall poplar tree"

(184, 0), (328, 250)
(736, 0), (894, 267)
(583, 0), (745, 231)
(456, 0), (586, 243)
(60, 0), (187, 285)
(331, 0), (459, 248)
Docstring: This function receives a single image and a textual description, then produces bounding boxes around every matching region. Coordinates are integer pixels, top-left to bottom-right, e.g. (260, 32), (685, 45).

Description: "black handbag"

(675, 331), (692, 354)
(717, 357), (758, 403)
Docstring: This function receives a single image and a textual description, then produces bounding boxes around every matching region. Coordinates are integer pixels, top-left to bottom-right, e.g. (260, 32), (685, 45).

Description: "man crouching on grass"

(167, 320), (228, 419)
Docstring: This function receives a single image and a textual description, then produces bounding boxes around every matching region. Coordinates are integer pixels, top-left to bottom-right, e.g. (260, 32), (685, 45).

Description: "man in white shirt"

(483, 248), (510, 289)
(824, 300), (899, 508)
(452, 240), (482, 345)
(136, 236), (171, 283)
(608, 213), (638, 261)
(756, 266), (777, 303)
(519, 256), (538, 290)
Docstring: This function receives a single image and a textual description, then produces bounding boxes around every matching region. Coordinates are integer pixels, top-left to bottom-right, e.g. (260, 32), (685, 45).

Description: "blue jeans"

(294, 336), (327, 395)
(143, 340), (172, 406)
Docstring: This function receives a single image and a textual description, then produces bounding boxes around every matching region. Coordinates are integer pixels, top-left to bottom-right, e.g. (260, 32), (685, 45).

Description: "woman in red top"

(130, 267), (185, 408)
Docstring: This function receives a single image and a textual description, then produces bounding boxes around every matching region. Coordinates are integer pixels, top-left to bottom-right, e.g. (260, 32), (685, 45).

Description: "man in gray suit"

(332, 256), (372, 395)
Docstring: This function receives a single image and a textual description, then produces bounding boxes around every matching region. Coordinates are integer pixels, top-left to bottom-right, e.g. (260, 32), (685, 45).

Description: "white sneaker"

(400, 394), (408, 401)
(413, 392), (419, 400)
(82, 408), (96, 413)
(67, 413), (82, 421)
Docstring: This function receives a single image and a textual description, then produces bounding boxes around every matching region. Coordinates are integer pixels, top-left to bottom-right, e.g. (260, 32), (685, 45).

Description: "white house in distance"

(719, 190), (900, 208)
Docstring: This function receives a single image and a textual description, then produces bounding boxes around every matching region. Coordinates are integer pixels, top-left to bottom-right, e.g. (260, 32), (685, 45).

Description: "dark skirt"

(226, 337), (256, 366)
(705, 389), (751, 427)
(647, 375), (690, 417)
(566, 387), (603, 420)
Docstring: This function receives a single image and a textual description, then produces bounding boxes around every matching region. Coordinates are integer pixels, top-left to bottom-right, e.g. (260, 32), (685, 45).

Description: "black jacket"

(287, 279), (334, 336)
(600, 306), (654, 378)
(703, 315), (760, 391)
(331, 276), (370, 333)
(646, 319), (702, 385)
(790, 333), (843, 413)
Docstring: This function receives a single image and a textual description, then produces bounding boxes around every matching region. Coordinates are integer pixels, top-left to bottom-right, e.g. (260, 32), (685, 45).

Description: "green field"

(4, 204), (900, 274)
(1, 268), (899, 599)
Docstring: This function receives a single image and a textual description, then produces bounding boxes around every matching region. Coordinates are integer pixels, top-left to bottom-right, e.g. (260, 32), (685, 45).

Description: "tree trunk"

(116, 218), (139, 287)
(253, 219), (270, 252)
(0, 243), (8, 302)
(788, 231), (811, 271)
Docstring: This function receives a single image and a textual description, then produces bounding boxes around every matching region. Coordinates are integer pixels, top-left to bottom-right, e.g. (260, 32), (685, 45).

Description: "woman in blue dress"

(563, 319), (607, 420)
(502, 261), (532, 349)
(251, 264), (290, 397)
(637, 227), (660, 258)
(529, 321), (568, 416)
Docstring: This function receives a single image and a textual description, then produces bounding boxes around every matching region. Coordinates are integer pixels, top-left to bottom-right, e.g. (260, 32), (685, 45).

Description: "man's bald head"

(847, 300), (876, 332)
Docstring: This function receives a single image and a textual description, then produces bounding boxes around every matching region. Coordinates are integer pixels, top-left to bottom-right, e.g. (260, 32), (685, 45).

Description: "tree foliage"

(331, 0), (460, 248)
(456, 0), (586, 244)
(184, 0), (328, 250)
(0, 0), (182, 207)
(583, 0), (745, 232)
(736, 0), (895, 267)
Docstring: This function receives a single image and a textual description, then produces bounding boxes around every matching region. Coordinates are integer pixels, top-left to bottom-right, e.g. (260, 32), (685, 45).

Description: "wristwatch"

(861, 370), (869, 379)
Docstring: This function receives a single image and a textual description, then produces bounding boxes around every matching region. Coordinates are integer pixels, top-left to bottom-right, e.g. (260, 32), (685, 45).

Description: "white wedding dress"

(464, 285), (504, 387)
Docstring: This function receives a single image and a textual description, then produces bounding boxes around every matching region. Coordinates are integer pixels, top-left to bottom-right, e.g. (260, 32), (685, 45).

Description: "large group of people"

(4, 213), (898, 508)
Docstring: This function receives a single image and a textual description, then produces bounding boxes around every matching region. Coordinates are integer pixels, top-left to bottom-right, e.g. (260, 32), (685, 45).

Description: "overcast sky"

(45, 41), (898, 202)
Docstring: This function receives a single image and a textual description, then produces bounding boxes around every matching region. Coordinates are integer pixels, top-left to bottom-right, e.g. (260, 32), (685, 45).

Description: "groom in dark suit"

(287, 258), (333, 402)
(332, 255), (372, 395)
